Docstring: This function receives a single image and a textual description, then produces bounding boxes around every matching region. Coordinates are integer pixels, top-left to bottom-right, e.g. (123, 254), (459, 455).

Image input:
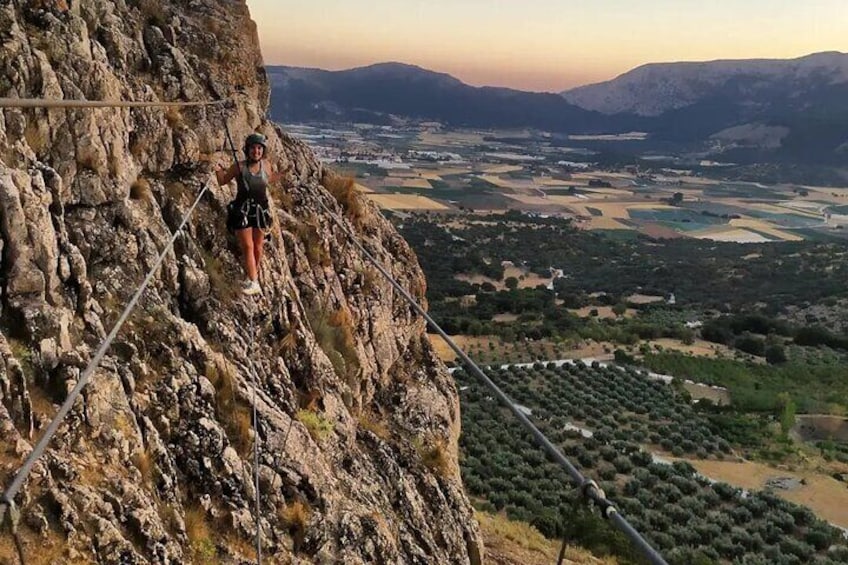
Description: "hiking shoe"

(242, 280), (261, 296)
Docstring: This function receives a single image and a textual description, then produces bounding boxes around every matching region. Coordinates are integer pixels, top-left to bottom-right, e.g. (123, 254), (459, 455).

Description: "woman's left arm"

(268, 162), (289, 184)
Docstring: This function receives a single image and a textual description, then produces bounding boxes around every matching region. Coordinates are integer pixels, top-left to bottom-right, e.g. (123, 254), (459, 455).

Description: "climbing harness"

(223, 120), (253, 234)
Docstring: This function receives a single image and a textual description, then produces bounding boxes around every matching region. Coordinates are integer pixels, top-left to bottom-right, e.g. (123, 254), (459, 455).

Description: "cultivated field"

(679, 458), (848, 528)
(455, 265), (552, 291)
(569, 305), (637, 319)
(399, 177), (434, 189)
(296, 123), (848, 244)
(365, 193), (449, 210)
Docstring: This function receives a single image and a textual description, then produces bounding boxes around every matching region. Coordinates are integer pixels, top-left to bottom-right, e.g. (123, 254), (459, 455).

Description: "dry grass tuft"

(164, 180), (186, 201)
(227, 405), (253, 454)
(475, 510), (618, 565)
(137, 0), (167, 27)
(199, 249), (237, 299)
(205, 358), (232, 401)
(185, 505), (217, 561)
(76, 151), (101, 173)
(270, 180), (294, 211)
(131, 448), (155, 484)
(307, 304), (360, 383)
(361, 267), (380, 295)
(295, 221), (331, 267)
(108, 149), (124, 178)
(475, 510), (556, 555)
(320, 171), (365, 227)
(358, 413), (390, 440)
(129, 133), (148, 160)
(329, 306), (354, 330)
(24, 120), (48, 155)
(415, 435), (452, 478)
(0, 530), (89, 565)
(205, 357), (253, 455)
(297, 389), (322, 412)
(279, 331), (298, 357)
(164, 106), (184, 128)
(0, 532), (18, 563)
(279, 500), (311, 553)
(202, 16), (224, 36)
(129, 177), (151, 200)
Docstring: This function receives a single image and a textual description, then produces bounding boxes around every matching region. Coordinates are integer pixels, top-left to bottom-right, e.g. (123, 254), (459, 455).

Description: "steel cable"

(0, 98), (229, 109)
(309, 189), (669, 565)
(246, 309), (263, 565)
(1, 181), (211, 530)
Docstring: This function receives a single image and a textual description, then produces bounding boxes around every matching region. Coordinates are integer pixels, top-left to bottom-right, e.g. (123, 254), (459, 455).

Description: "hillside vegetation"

(394, 210), (848, 563)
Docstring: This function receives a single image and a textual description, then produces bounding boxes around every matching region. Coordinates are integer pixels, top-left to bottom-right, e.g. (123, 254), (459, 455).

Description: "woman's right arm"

(215, 162), (239, 186)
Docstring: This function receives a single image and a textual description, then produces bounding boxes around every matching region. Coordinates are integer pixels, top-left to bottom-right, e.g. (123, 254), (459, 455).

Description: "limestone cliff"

(0, 1), (482, 563)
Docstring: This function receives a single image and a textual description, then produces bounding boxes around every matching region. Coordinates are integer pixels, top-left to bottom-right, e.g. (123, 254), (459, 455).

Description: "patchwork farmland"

(289, 123), (848, 242)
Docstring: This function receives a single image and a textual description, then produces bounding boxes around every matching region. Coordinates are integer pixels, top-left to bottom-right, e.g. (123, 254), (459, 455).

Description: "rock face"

(0, 2), (482, 563)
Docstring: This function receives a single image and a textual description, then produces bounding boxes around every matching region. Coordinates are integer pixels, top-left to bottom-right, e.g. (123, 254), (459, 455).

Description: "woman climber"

(215, 132), (284, 296)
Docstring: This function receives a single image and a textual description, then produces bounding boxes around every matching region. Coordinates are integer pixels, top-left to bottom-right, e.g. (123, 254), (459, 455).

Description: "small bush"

(136, 0), (167, 27)
(296, 409), (333, 442)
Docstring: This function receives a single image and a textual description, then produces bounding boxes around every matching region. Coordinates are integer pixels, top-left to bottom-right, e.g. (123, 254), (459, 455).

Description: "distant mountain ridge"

(561, 52), (848, 116)
(268, 55), (848, 166)
(267, 62), (636, 133)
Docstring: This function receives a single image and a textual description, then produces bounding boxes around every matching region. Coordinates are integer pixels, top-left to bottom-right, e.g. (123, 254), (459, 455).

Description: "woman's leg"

(252, 228), (265, 278)
(236, 228), (257, 280)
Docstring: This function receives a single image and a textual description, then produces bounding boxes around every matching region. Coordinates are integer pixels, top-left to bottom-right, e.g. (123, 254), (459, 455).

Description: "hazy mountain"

(558, 53), (848, 164)
(267, 62), (635, 132)
(561, 52), (848, 117)
(268, 56), (848, 165)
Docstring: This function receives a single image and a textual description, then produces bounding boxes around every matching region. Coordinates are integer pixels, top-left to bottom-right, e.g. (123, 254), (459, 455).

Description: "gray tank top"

(239, 161), (268, 203)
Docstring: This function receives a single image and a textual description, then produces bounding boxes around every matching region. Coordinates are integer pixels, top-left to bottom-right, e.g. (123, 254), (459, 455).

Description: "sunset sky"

(249, 1), (848, 92)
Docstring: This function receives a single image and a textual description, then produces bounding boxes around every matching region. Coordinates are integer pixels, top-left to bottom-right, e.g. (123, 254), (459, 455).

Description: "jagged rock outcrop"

(0, 1), (482, 563)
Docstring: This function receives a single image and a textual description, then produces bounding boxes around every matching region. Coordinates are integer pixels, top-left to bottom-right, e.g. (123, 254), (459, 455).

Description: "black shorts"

(227, 198), (272, 232)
